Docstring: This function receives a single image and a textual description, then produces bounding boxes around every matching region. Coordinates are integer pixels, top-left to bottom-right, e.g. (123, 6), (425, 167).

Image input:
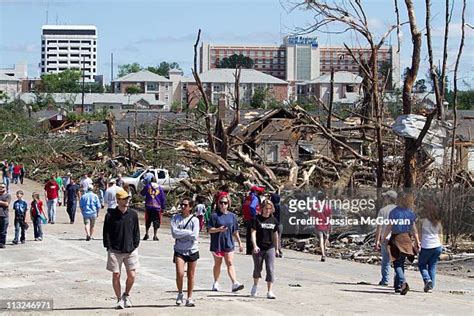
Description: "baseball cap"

(116, 188), (130, 200)
(382, 190), (398, 200)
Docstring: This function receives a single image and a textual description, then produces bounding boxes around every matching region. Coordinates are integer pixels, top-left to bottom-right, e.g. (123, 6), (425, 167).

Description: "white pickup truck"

(121, 168), (188, 193)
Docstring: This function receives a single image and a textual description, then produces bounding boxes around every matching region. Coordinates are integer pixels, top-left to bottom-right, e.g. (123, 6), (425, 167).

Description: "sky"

(0, 0), (473, 89)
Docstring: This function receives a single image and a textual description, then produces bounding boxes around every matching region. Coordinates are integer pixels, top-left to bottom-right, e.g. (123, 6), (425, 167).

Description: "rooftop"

(184, 69), (288, 85)
(112, 70), (172, 83)
(308, 71), (363, 84)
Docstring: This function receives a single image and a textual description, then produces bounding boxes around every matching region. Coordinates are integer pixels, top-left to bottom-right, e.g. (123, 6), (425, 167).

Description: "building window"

(165, 84), (169, 91)
(165, 94), (169, 101)
(266, 144), (279, 163)
(258, 51), (263, 57)
(147, 82), (159, 91)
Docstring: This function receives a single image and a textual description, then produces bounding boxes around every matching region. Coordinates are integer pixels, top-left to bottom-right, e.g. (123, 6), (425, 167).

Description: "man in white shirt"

(375, 190), (398, 286)
(80, 173), (93, 193)
(104, 179), (120, 213)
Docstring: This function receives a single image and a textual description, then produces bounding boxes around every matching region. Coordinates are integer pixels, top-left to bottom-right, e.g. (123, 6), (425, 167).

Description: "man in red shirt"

(44, 175), (60, 224)
(12, 163), (21, 184)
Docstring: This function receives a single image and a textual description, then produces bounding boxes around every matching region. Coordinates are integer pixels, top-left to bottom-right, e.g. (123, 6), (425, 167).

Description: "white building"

(41, 25), (98, 81)
(111, 70), (173, 106)
(0, 73), (21, 97)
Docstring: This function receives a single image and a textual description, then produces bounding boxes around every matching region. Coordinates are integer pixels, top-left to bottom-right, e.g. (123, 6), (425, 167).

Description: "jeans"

(46, 199), (57, 223)
(12, 174), (20, 184)
(2, 176), (9, 192)
(393, 254), (407, 289)
(418, 246), (442, 288)
(380, 240), (391, 284)
(33, 217), (43, 239)
(66, 199), (77, 223)
(14, 216), (26, 242)
(98, 189), (105, 206)
(0, 216), (9, 245)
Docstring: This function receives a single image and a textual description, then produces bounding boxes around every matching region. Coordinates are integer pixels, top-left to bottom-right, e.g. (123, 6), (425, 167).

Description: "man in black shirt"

(103, 188), (140, 309)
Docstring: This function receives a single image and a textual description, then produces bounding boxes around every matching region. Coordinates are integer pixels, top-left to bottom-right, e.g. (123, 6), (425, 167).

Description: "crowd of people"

(0, 166), (445, 308)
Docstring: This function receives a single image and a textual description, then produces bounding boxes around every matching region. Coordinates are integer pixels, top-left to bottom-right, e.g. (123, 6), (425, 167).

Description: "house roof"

(308, 71), (363, 84)
(4, 93), (166, 107)
(0, 73), (20, 81)
(182, 69), (288, 85)
(112, 70), (172, 83)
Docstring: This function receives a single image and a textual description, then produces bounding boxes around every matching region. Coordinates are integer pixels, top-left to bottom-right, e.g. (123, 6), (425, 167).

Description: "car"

(121, 168), (188, 193)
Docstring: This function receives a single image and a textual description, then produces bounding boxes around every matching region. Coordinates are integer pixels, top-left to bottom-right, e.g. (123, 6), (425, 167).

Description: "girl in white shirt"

(418, 199), (443, 293)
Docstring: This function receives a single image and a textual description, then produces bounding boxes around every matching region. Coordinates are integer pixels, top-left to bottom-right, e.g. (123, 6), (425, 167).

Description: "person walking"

(12, 190), (28, 245)
(374, 190), (398, 286)
(383, 191), (420, 295)
(207, 193), (244, 292)
(1, 163), (10, 193)
(250, 200), (279, 299)
(418, 198), (443, 293)
(96, 172), (106, 209)
(103, 188), (140, 309)
(140, 181), (166, 241)
(44, 175), (59, 224)
(65, 178), (80, 224)
(19, 163), (26, 185)
(30, 192), (46, 241)
(242, 186), (263, 255)
(55, 172), (64, 207)
(171, 196), (200, 307)
(62, 172), (72, 206)
(79, 185), (101, 241)
(104, 179), (120, 213)
(310, 191), (332, 262)
(80, 172), (93, 194)
(12, 163), (21, 184)
(194, 196), (206, 232)
(270, 190), (283, 258)
(0, 183), (11, 248)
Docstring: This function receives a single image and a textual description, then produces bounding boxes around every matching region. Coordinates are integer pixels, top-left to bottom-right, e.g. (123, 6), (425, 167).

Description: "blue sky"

(0, 0), (473, 89)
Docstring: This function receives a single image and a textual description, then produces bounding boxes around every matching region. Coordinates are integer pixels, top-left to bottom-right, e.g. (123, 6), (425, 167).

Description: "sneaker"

(70, 221), (74, 224)
(153, 236), (159, 241)
(211, 281), (220, 292)
(232, 282), (244, 292)
(115, 298), (125, 309)
(321, 256), (326, 262)
(37, 237), (43, 241)
(122, 293), (132, 308)
(250, 285), (258, 297)
(394, 288), (401, 293)
(34, 238), (38, 241)
(143, 234), (149, 241)
(86, 236), (91, 241)
(21, 240), (25, 244)
(279, 250), (284, 258)
(267, 291), (276, 299)
(378, 281), (389, 286)
(176, 292), (184, 305)
(185, 298), (195, 307)
(12, 240), (18, 245)
(424, 280), (433, 293)
(400, 282), (410, 295)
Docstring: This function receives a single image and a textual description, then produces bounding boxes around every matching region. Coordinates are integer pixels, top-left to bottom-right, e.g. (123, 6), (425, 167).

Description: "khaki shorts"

(106, 249), (140, 273)
(83, 216), (96, 226)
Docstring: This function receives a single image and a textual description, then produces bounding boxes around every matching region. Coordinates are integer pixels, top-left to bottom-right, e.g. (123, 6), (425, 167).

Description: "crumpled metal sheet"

(392, 114), (451, 146)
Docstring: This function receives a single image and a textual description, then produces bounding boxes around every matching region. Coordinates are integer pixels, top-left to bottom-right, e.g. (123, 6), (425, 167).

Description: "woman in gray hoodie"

(171, 196), (200, 307)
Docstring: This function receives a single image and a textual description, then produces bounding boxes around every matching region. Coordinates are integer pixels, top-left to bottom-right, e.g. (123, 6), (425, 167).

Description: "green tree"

(125, 85), (142, 94)
(218, 54), (254, 69)
(147, 61), (181, 78)
(41, 69), (81, 93)
(414, 79), (427, 93)
(118, 63), (142, 78)
(250, 87), (268, 108)
(446, 90), (474, 110)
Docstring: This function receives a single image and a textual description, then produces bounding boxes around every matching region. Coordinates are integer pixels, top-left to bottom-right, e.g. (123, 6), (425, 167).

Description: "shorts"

(173, 251), (200, 263)
(145, 209), (161, 229)
(212, 250), (233, 258)
(316, 229), (328, 240)
(83, 216), (97, 226)
(106, 249), (140, 273)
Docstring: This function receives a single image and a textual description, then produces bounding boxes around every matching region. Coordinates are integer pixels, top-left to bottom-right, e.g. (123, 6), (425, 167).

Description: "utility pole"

(81, 55), (85, 113)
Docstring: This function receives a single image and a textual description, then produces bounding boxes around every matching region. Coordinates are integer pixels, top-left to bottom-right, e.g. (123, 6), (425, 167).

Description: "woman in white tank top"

(418, 199), (443, 293)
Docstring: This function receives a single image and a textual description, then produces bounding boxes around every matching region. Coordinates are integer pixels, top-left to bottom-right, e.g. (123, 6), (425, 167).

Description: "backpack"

(242, 194), (259, 221)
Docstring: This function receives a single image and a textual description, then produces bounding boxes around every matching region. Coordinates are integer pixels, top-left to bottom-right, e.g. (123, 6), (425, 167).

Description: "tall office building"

(41, 25), (98, 81)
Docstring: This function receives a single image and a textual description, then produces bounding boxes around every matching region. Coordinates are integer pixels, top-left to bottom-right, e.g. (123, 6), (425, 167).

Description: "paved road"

(0, 179), (473, 315)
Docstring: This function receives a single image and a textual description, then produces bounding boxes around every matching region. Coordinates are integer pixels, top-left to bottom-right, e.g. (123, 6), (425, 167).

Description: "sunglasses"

(219, 201), (229, 205)
(181, 203), (189, 207)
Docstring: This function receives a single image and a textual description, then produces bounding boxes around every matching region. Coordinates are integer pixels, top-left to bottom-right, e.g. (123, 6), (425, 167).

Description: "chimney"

(218, 94), (226, 121)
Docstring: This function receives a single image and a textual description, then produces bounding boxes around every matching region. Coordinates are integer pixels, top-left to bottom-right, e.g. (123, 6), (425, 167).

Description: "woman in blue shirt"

(207, 193), (244, 293)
